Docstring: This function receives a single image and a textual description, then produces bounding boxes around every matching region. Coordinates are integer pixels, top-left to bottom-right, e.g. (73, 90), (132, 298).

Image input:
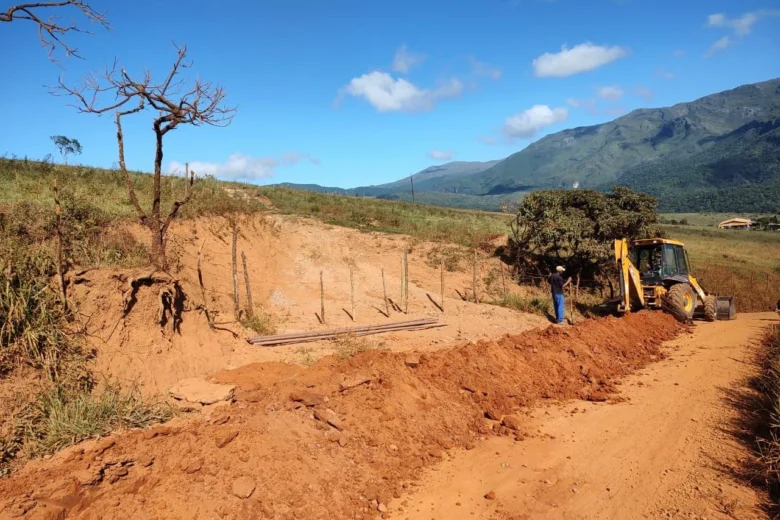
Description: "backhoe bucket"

(716, 296), (736, 320)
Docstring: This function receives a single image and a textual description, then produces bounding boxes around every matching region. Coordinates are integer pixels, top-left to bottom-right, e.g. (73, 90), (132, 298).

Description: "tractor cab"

(630, 238), (692, 287)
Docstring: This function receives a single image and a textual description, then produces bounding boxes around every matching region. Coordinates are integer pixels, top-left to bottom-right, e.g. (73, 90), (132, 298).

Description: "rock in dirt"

(339, 374), (371, 392)
(314, 409), (344, 431)
(404, 354), (421, 368)
(169, 378), (235, 405)
(93, 438), (115, 455)
(231, 477), (256, 499)
(181, 458), (202, 474)
(289, 391), (327, 407)
(215, 430), (239, 448)
(501, 415), (523, 431)
(484, 491), (496, 500)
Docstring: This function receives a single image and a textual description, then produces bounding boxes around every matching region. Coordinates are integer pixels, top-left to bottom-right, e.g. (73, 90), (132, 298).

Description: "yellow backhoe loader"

(614, 238), (736, 322)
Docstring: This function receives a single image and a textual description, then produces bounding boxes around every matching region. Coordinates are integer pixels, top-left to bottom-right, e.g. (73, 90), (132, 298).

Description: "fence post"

(500, 262), (507, 300)
(349, 264), (355, 321)
(241, 251), (254, 319)
(231, 221), (240, 321)
(403, 250), (409, 313)
(320, 270), (325, 324)
(440, 258), (445, 312)
(382, 268), (389, 316)
(472, 250), (479, 303)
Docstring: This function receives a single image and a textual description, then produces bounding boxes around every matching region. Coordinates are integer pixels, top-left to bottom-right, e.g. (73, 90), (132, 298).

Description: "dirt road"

(393, 313), (776, 520)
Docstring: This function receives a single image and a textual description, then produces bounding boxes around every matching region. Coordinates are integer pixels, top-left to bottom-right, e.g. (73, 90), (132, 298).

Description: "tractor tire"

(663, 283), (697, 322)
(704, 295), (718, 322)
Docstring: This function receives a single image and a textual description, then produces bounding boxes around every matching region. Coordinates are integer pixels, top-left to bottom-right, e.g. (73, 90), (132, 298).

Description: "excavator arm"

(614, 239), (645, 313)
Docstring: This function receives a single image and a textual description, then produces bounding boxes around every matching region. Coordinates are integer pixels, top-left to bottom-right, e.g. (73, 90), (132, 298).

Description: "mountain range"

(275, 78), (780, 213)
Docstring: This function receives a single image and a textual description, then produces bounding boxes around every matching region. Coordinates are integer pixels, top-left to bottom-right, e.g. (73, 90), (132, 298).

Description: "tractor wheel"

(704, 295), (718, 322)
(663, 283), (697, 322)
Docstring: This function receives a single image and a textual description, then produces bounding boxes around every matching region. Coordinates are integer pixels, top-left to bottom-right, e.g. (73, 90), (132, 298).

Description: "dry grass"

(331, 334), (376, 361)
(241, 313), (277, 336)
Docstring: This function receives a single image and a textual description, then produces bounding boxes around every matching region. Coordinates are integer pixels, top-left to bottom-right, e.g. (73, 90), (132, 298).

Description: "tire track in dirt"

(393, 313), (776, 520)
(0, 312), (682, 520)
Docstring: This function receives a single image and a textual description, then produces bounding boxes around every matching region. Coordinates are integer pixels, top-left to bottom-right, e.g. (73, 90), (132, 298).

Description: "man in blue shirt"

(549, 266), (571, 325)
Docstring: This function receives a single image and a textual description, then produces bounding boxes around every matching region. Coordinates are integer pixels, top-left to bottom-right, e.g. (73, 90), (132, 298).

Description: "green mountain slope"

(434, 78), (780, 195)
(613, 116), (780, 212)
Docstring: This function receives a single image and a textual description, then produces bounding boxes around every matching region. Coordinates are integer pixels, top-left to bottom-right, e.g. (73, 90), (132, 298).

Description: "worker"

(549, 266), (571, 325)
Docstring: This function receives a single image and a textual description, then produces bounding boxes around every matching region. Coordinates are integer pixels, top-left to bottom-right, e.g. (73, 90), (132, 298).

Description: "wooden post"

(440, 258), (445, 312)
(410, 174), (415, 204)
(231, 220), (240, 321)
(320, 270), (325, 324)
(241, 251), (254, 319)
(382, 268), (389, 316)
(349, 264), (355, 321)
(403, 250), (409, 313)
(52, 179), (67, 313)
(472, 250), (478, 303)
(500, 262), (507, 300)
(197, 240), (214, 328)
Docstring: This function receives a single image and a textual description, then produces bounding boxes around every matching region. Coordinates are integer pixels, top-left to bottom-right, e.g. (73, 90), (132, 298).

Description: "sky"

(1, 0), (779, 188)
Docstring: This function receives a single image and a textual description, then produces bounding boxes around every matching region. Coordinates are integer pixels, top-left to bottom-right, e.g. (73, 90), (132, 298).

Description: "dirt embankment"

(0, 312), (681, 520)
(71, 214), (547, 395)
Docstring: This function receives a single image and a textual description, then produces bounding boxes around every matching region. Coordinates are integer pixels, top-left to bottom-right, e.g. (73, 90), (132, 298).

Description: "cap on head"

(556, 266), (565, 273)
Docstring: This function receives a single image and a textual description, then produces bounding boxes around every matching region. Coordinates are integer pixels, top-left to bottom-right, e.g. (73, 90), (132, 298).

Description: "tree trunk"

(152, 124), (164, 220)
(149, 224), (167, 271)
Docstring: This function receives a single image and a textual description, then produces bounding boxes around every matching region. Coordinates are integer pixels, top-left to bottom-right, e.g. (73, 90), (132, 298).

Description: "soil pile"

(0, 312), (681, 520)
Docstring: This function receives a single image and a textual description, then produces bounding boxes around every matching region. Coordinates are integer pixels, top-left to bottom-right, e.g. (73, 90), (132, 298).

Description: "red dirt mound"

(0, 312), (681, 520)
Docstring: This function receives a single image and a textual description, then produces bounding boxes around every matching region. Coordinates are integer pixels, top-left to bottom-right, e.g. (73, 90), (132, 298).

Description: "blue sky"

(1, 0), (779, 188)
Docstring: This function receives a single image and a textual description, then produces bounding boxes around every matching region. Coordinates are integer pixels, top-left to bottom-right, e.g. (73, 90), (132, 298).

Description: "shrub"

(507, 187), (661, 280)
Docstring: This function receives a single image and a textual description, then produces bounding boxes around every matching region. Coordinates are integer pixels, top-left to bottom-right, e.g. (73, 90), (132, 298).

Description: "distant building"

(717, 218), (754, 229)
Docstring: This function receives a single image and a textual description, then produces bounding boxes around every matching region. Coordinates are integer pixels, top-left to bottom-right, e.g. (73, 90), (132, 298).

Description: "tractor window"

(674, 246), (689, 275)
(662, 245), (679, 277)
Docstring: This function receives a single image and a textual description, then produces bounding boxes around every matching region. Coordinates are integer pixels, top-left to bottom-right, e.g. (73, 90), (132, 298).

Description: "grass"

(259, 186), (510, 249)
(241, 312), (277, 336)
(746, 324), (780, 513)
(3, 383), (173, 464)
(331, 334), (375, 361)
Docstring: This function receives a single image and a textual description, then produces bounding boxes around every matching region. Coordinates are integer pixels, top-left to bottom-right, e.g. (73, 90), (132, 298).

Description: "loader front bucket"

(716, 296), (736, 320)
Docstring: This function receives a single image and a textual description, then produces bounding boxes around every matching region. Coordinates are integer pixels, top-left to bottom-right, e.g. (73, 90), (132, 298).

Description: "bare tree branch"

(53, 43), (236, 271)
(1, 1), (110, 61)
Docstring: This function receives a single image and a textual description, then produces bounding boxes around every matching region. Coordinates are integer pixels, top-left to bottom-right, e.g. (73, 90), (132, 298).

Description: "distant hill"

(274, 78), (780, 213)
(276, 160), (499, 198)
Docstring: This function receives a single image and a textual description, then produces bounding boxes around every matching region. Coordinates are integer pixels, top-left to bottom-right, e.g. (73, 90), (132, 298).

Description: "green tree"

(50, 135), (82, 165)
(507, 187), (661, 281)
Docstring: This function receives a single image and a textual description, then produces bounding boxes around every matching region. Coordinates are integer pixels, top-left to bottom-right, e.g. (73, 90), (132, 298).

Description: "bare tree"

(1, 1), (109, 60)
(54, 44), (236, 271)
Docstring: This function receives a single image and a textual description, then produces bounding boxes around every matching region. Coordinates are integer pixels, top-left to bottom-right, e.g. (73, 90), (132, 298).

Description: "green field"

(660, 213), (775, 227)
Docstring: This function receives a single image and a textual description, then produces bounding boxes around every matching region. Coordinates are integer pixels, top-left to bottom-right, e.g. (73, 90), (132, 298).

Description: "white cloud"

(428, 149), (454, 161)
(705, 36), (733, 57)
(469, 56), (502, 79)
(340, 71), (463, 113)
(392, 45), (426, 73)
(706, 11), (773, 36)
(635, 86), (654, 100)
(168, 152), (318, 182)
(705, 10), (780, 57)
(503, 105), (569, 139)
(597, 85), (624, 101)
(566, 97), (582, 108)
(532, 42), (628, 78)
(656, 67), (676, 80)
